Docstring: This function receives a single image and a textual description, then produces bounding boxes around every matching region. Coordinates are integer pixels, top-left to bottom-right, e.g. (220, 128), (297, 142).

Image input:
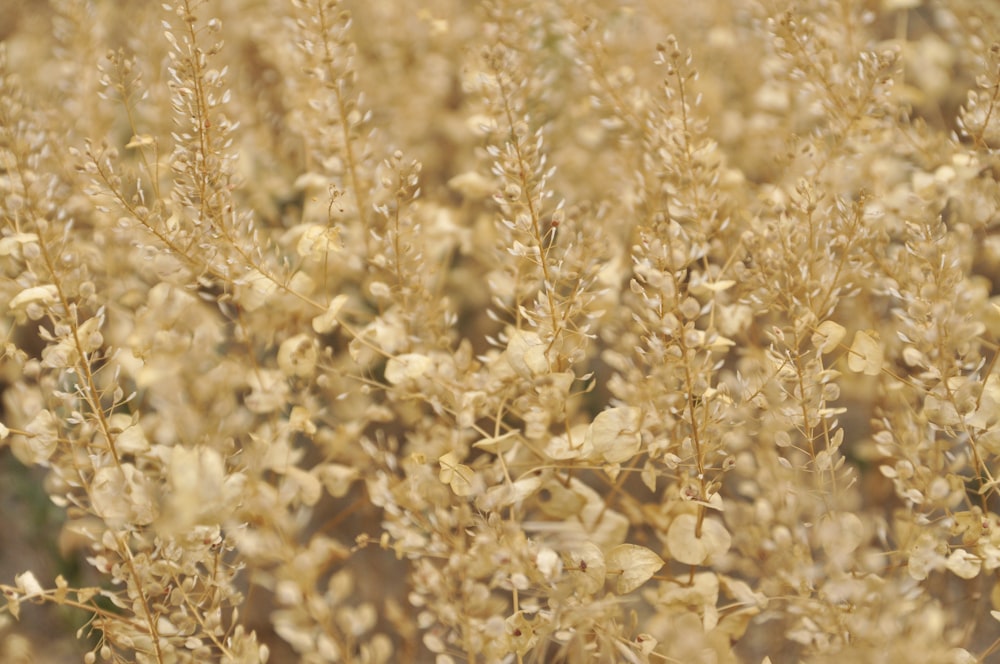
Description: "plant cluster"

(3, 0), (1000, 662)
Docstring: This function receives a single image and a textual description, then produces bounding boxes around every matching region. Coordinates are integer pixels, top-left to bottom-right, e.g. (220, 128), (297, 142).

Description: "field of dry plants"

(3, 0), (1000, 661)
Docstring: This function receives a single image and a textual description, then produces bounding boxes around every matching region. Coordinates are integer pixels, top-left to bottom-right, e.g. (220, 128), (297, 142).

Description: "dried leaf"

(477, 474), (542, 510)
(505, 329), (548, 378)
(285, 466), (322, 506)
(54, 575), (68, 604)
(536, 479), (587, 518)
(945, 549), (981, 579)
(566, 542), (606, 594)
(244, 369), (290, 413)
(312, 294), (349, 334)
(968, 375), (1000, 430)
(586, 407), (641, 464)
(106, 413), (149, 454)
(720, 575), (768, 610)
(847, 330), (882, 375)
(472, 430), (518, 453)
(607, 544), (665, 594)
(8, 284), (58, 313)
(907, 533), (943, 580)
(635, 633), (658, 655)
(438, 451), (475, 496)
(423, 633), (446, 654)
(236, 269), (277, 311)
(0, 232), (38, 257)
(818, 511), (865, 558)
(505, 611), (539, 655)
(5, 592), (20, 621)
(277, 334), (318, 378)
(296, 223), (342, 260)
(666, 514), (731, 565)
(17, 409), (59, 464)
(318, 464), (359, 498)
(385, 353), (432, 385)
(641, 460), (657, 492)
(701, 279), (735, 292)
(543, 424), (592, 460)
(813, 320), (846, 354)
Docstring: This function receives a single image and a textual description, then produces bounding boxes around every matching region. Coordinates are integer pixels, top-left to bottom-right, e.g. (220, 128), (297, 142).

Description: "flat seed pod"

(586, 406), (641, 464)
(607, 543), (664, 593)
(847, 330), (882, 375)
(666, 514), (731, 565)
(813, 320), (846, 354)
(438, 452), (475, 496)
(566, 542), (606, 595)
(385, 353), (432, 384)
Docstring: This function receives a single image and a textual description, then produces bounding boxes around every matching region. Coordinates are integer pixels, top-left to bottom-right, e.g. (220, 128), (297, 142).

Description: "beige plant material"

(606, 543), (665, 594)
(847, 329), (883, 375)
(666, 514), (732, 566)
(1, 0), (999, 661)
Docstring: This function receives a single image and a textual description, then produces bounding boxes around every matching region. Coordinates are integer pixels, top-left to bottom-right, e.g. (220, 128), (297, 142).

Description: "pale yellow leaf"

(277, 334), (318, 378)
(607, 544), (665, 594)
(818, 511), (865, 567)
(0, 232), (39, 257)
(640, 460), (657, 492)
(472, 431), (519, 453)
(505, 329), (548, 378)
(847, 330), (882, 375)
(945, 549), (981, 579)
(236, 269), (277, 312)
(285, 466), (322, 506)
(543, 424), (592, 460)
(125, 133), (155, 148)
(702, 279), (735, 292)
(8, 284), (58, 312)
(536, 479), (587, 518)
(586, 406), (641, 464)
(438, 452), (475, 496)
(907, 533), (943, 580)
(635, 633), (658, 655)
(296, 224), (342, 260)
(385, 353), (431, 385)
(318, 464), (359, 498)
(5, 593), (20, 620)
(506, 611), (539, 655)
(566, 542), (606, 594)
(423, 633), (446, 654)
(818, 511), (864, 554)
(18, 409), (59, 464)
(449, 465), (475, 496)
(106, 413), (149, 454)
(312, 294), (348, 334)
(477, 474), (542, 510)
(813, 320), (846, 354)
(666, 514), (731, 565)
(54, 575), (68, 603)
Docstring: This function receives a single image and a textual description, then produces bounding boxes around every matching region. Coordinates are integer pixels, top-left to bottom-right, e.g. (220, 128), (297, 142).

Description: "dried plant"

(3, 0), (1000, 662)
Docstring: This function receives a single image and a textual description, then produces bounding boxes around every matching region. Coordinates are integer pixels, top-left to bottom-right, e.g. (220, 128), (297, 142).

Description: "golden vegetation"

(3, 0), (1000, 662)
